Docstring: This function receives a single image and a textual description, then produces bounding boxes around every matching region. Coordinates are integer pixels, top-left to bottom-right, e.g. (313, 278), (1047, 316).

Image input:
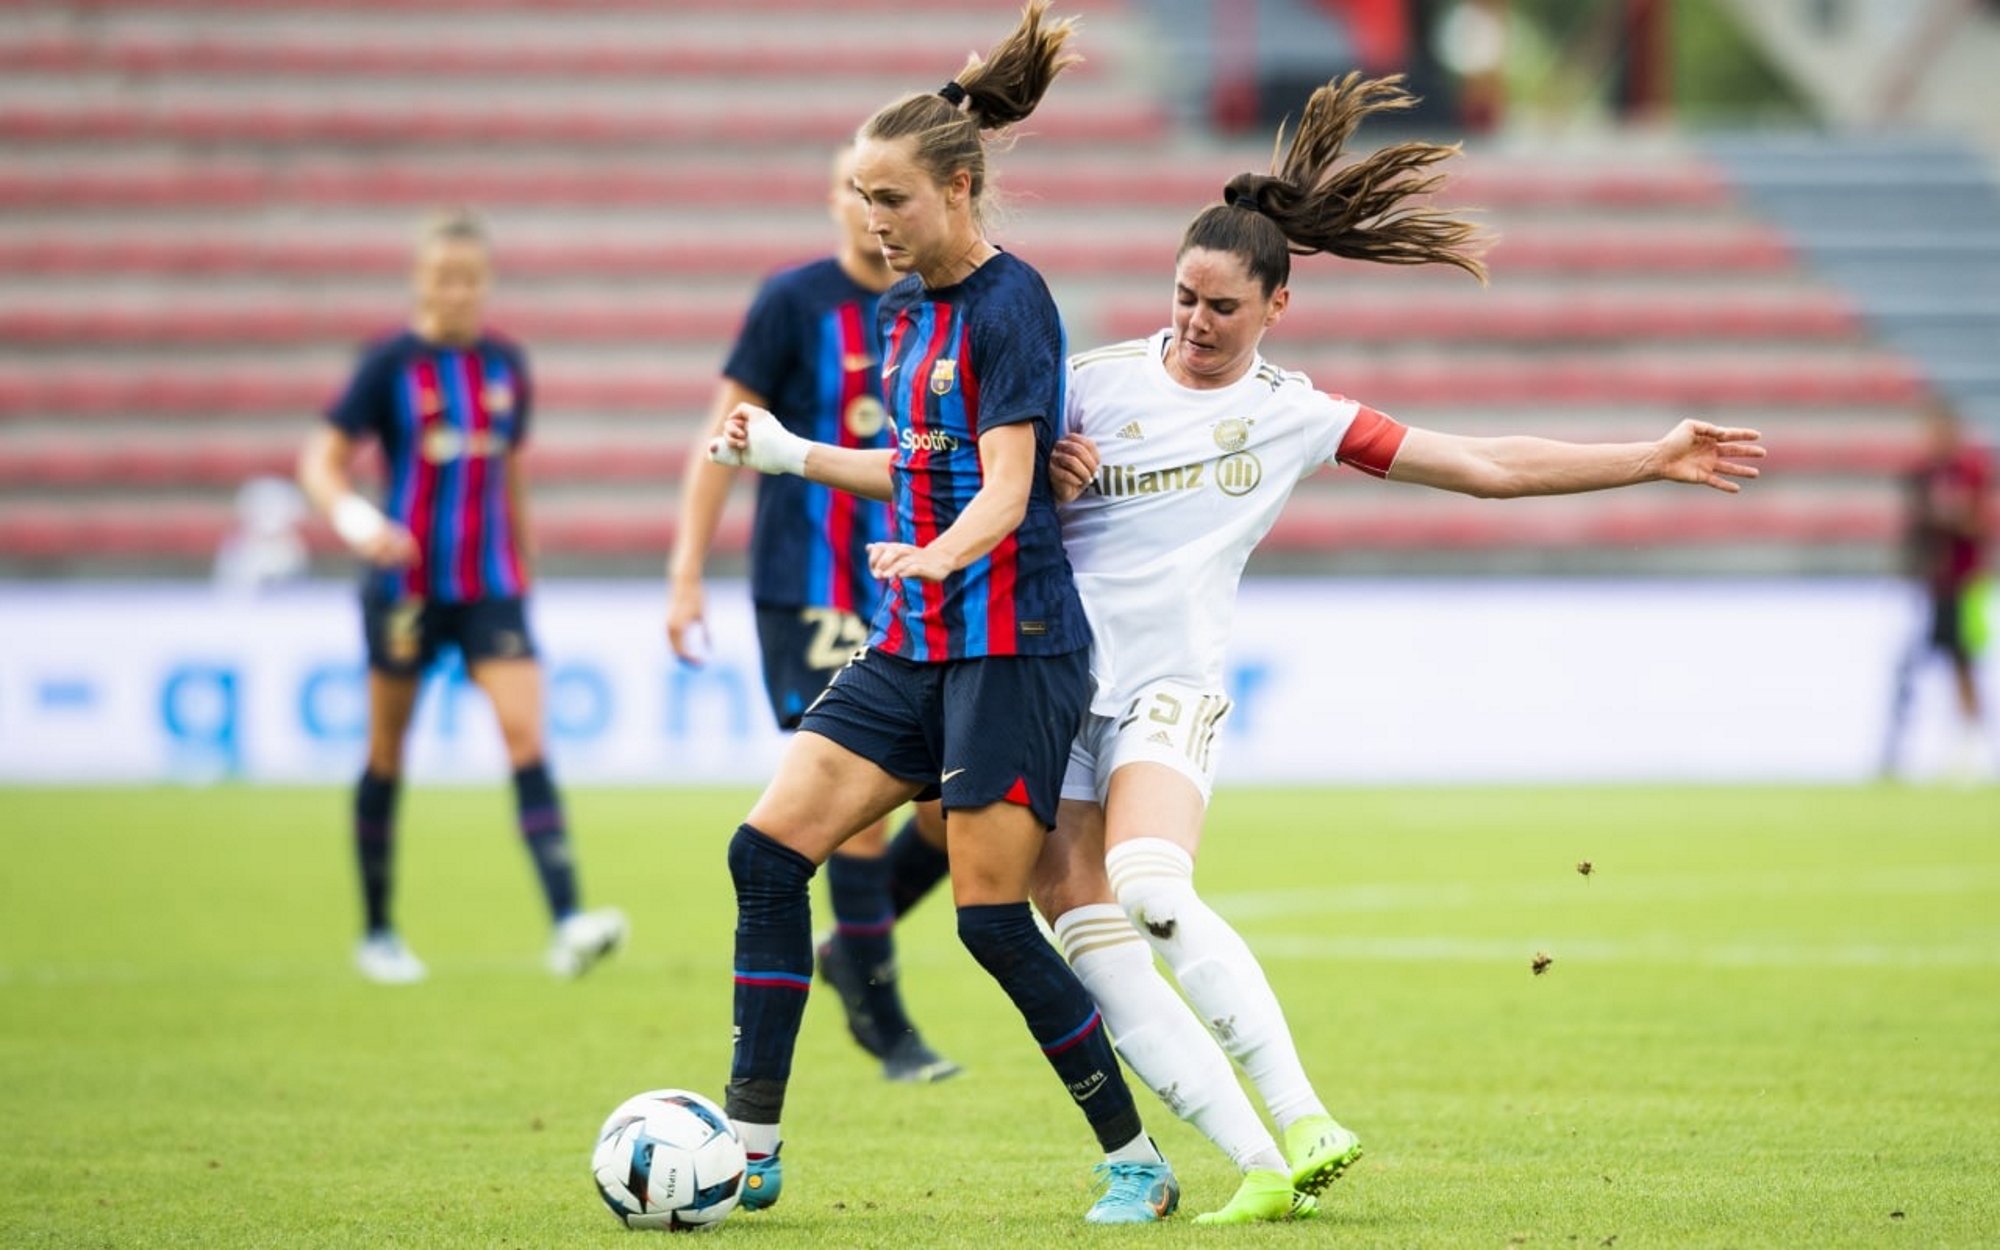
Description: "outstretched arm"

(1387, 420), (1765, 498)
(711, 403), (895, 502)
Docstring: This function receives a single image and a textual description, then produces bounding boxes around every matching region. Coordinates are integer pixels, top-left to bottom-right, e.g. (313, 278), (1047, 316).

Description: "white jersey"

(1060, 329), (1403, 715)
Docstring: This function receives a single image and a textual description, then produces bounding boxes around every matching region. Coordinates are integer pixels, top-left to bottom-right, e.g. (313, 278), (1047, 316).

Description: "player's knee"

(955, 900), (1037, 974)
(1106, 838), (1197, 943)
(727, 823), (816, 899)
(497, 720), (543, 767)
(913, 801), (949, 847)
(1031, 858), (1111, 927)
(1027, 878), (1059, 927)
(364, 734), (406, 776)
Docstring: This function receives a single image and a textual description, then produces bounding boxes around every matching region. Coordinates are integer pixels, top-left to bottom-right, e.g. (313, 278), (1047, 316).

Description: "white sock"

(733, 1121), (780, 1158)
(1107, 838), (1330, 1130)
(1055, 904), (1285, 1173)
(1103, 1133), (1165, 1165)
(1949, 721), (1993, 784)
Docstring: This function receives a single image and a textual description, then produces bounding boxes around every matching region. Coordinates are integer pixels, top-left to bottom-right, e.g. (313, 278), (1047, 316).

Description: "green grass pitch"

(2, 785), (1996, 1248)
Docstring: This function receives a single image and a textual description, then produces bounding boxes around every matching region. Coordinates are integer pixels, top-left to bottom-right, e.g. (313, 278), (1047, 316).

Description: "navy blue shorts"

(797, 646), (1090, 830)
(1927, 588), (1972, 660)
(755, 604), (871, 730)
(361, 592), (537, 677)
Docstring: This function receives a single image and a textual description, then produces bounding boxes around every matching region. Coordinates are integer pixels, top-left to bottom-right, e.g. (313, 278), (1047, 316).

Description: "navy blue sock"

(825, 850), (914, 1042)
(724, 824), (818, 1127)
(885, 815), (950, 918)
(513, 761), (578, 921)
(957, 902), (1143, 1153)
(355, 769), (398, 935)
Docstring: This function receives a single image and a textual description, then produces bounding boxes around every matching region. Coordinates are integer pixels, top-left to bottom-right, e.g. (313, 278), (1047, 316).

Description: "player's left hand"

(360, 520), (420, 568)
(868, 541), (956, 582)
(1650, 420), (1766, 492)
(1049, 433), (1099, 505)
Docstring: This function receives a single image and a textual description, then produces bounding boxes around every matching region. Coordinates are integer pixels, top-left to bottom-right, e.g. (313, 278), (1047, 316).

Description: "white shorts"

(1060, 679), (1233, 807)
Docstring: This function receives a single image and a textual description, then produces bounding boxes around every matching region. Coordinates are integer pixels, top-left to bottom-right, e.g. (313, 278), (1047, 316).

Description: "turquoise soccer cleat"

(738, 1148), (783, 1212)
(1084, 1159), (1180, 1224)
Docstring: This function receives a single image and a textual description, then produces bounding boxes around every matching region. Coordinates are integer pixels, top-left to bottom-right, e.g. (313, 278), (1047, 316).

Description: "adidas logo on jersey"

(1147, 730), (1173, 746)
(1114, 421), (1145, 440)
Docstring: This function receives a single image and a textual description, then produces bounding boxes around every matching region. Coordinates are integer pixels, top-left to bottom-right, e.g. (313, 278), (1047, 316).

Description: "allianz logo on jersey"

(1090, 452), (1262, 498)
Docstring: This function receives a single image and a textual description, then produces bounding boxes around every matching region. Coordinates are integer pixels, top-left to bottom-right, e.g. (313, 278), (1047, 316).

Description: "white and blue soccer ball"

(592, 1089), (747, 1232)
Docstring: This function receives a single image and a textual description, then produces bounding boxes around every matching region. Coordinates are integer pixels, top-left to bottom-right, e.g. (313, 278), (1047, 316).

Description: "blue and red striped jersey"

(325, 329), (531, 605)
(869, 251), (1088, 661)
(723, 258), (892, 617)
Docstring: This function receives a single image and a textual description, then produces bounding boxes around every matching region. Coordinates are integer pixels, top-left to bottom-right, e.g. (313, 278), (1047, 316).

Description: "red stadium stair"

(0, 0), (1940, 577)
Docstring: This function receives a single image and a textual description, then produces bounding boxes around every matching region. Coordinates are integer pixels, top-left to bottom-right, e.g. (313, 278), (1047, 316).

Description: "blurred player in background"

(212, 475), (310, 594)
(708, 2), (1181, 1224)
(298, 209), (627, 984)
(1881, 396), (1994, 781)
(666, 143), (958, 1084)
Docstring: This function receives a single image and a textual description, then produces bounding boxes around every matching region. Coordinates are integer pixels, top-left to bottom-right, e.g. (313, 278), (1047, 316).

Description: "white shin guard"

(1105, 838), (1329, 1128)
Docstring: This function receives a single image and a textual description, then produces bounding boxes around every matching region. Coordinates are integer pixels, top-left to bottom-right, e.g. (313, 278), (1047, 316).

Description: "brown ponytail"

(1184, 73), (1487, 294)
(858, 1), (1081, 214)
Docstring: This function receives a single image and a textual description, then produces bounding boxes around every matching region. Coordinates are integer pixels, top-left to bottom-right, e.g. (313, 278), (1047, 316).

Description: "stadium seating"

(0, 0), (1952, 576)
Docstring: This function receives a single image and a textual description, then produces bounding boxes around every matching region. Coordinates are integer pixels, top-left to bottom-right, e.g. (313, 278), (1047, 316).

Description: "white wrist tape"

(709, 411), (810, 477)
(331, 494), (388, 546)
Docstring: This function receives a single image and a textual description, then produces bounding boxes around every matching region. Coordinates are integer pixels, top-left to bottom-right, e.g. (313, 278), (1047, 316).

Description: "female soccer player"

(667, 143), (958, 1084)
(724, 72), (1764, 1223)
(707, 2), (1179, 1224)
(1032, 72), (1765, 1223)
(298, 210), (627, 984)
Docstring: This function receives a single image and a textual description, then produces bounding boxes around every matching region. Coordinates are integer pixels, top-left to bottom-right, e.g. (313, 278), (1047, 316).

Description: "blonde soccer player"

(706, 2), (1179, 1224)
(299, 210), (627, 984)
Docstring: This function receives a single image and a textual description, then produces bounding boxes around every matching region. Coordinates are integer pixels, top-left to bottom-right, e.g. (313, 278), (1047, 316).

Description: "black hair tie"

(938, 81), (968, 106)
(1224, 184), (1260, 214)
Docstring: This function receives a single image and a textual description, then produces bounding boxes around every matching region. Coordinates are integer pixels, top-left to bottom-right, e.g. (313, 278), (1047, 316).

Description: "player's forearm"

(1937, 500), (1985, 539)
(670, 450), (738, 585)
(924, 480), (1028, 571)
(1397, 432), (1660, 499)
(1483, 436), (1661, 497)
(802, 446), (895, 502)
(296, 430), (357, 516)
(506, 455), (535, 574)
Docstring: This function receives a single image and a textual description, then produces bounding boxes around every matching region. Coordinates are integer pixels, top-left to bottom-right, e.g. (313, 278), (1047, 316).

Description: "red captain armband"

(1333, 403), (1407, 479)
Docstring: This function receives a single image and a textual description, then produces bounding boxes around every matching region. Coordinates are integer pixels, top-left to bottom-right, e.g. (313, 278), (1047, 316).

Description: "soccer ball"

(591, 1089), (747, 1231)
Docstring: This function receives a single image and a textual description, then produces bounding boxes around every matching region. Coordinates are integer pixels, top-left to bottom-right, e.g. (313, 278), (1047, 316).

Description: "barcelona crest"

(930, 358), (958, 396)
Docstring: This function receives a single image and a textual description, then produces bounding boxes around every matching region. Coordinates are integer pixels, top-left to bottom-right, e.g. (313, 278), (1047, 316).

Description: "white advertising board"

(0, 580), (1984, 784)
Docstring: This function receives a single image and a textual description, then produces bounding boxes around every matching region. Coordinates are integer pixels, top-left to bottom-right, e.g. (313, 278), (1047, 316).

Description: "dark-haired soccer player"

(298, 209), (627, 984)
(667, 143), (958, 1084)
